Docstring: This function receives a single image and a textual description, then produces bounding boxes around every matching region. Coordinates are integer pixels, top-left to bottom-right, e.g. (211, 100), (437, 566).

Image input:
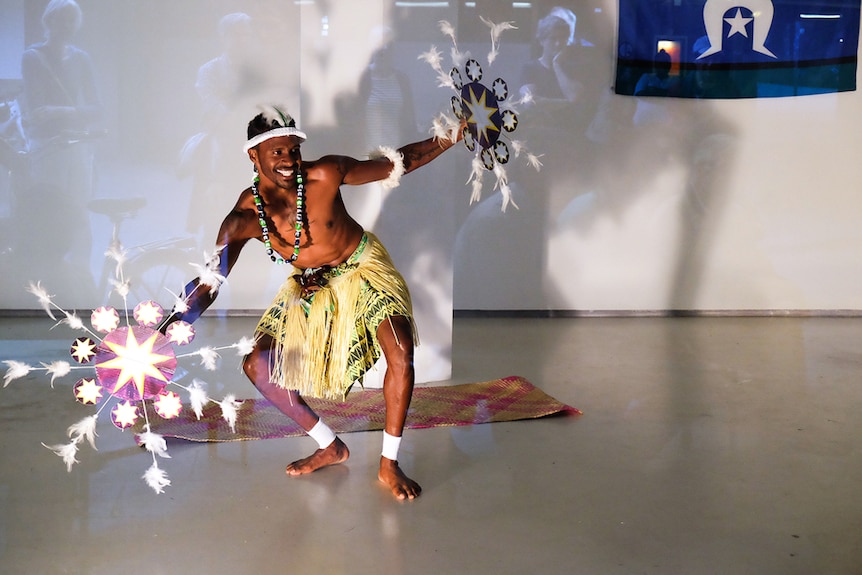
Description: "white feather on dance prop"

(42, 441), (79, 472)
(418, 45), (444, 70)
(466, 156), (486, 205)
(109, 277), (131, 299)
(526, 152), (544, 171)
(68, 415), (98, 450)
(493, 163), (517, 211)
(42, 360), (72, 387)
(165, 288), (190, 314)
(27, 281), (56, 320)
(232, 336), (256, 356)
(190, 247), (226, 294)
(143, 462), (171, 494)
(3, 360), (33, 387)
(480, 16), (517, 64)
(104, 239), (128, 279)
(137, 426), (171, 459)
(189, 379), (209, 419)
(218, 395), (242, 433)
(431, 113), (461, 143)
(58, 310), (85, 332)
(195, 346), (220, 371)
(418, 46), (453, 89)
(451, 45), (468, 68)
(439, 20), (458, 50)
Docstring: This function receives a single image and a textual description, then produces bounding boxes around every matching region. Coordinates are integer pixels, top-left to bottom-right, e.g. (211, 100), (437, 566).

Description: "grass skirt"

(255, 233), (417, 400)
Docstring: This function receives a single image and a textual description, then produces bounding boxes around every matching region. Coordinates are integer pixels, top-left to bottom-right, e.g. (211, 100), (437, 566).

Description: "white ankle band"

(308, 419), (336, 449)
(381, 431), (402, 461)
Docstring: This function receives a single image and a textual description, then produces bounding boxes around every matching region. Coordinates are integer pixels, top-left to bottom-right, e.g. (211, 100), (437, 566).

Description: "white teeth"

(277, 169), (293, 177)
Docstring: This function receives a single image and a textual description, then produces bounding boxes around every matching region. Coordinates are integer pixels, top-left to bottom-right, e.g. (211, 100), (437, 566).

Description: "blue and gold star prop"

(420, 17), (542, 211)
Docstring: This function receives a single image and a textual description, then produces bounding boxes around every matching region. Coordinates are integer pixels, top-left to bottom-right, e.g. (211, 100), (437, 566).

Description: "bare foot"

(378, 457), (422, 500)
(286, 438), (349, 476)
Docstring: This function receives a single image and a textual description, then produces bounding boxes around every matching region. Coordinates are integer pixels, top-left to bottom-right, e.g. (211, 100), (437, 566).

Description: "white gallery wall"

(1, 0), (860, 331)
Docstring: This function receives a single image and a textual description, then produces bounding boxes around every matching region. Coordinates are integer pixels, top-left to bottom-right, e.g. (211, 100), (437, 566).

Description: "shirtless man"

(167, 106), (461, 500)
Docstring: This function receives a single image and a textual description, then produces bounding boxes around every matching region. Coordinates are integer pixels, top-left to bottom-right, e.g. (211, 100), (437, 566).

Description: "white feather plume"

(166, 287), (190, 314)
(492, 163), (518, 212)
(137, 427), (171, 459)
(218, 394), (242, 433)
(27, 281), (56, 320)
(206, 245), (225, 267)
(104, 239), (128, 278)
(431, 113), (460, 144)
(527, 152), (544, 171)
(196, 346), (220, 371)
(233, 336), (256, 356)
(110, 277), (131, 299)
(439, 20), (457, 47)
(3, 360), (33, 387)
(419, 45), (454, 89)
(58, 310), (85, 332)
(191, 247), (226, 295)
(418, 45), (444, 73)
(500, 181), (517, 212)
(43, 441), (79, 472)
(437, 69), (456, 90)
(189, 379), (209, 419)
(143, 462), (171, 494)
(493, 162), (509, 190)
(369, 147), (405, 191)
(480, 16), (517, 64)
(482, 16), (518, 40)
(42, 360), (72, 387)
(431, 118), (449, 142)
(466, 156), (485, 204)
(508, 137), (542, 172)
(510, 140), (524, 157)
(431, 115), (451, 141)
(503, 101), (522, 118)
(193, 265), (225, 294)
(67, 415), (98, 450)
(451, 46), (467, 68)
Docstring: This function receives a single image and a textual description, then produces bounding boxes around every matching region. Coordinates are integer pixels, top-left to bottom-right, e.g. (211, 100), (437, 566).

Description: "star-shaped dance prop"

(419, 16), (542, 211)
(2, 236), (257, 494)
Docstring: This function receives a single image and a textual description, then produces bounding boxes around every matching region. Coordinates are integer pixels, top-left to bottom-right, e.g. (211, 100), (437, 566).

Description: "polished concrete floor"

(1, 315), (861, 574)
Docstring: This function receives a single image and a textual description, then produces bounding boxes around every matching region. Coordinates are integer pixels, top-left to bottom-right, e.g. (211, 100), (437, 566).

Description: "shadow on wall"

(452, 1), (738, 313)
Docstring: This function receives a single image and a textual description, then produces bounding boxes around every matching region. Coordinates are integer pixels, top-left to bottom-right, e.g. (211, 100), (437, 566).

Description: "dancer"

(164, 106), (462, 500)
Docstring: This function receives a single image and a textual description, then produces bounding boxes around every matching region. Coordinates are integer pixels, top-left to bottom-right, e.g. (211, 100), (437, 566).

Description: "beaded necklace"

(252, 172), (304, 264)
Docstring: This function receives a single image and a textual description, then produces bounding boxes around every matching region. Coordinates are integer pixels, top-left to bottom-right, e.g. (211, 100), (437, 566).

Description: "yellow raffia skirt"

(255, 232), (418, 400)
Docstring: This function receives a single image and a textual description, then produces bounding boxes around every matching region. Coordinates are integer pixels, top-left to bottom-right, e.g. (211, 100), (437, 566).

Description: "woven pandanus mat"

(146, 375), (580, 442)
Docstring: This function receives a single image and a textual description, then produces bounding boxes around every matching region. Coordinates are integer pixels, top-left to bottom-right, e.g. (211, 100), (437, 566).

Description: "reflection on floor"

(1, 315), (861, 574)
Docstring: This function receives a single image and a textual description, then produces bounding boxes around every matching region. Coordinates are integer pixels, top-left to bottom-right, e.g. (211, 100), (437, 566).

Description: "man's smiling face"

(249, 135), (303, 189)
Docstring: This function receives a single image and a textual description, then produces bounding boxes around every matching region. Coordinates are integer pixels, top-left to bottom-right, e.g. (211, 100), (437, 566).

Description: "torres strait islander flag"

(615, 0), (861, 98)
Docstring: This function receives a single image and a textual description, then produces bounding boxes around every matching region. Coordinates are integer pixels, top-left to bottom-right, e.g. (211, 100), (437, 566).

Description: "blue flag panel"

(615, 0), (861, 98)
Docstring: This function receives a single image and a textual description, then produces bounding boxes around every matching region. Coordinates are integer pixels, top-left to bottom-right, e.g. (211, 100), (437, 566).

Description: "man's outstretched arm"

(398, 127), (462, 174)
(340, 121), (465, 186)
(161, 212), (250, 330)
